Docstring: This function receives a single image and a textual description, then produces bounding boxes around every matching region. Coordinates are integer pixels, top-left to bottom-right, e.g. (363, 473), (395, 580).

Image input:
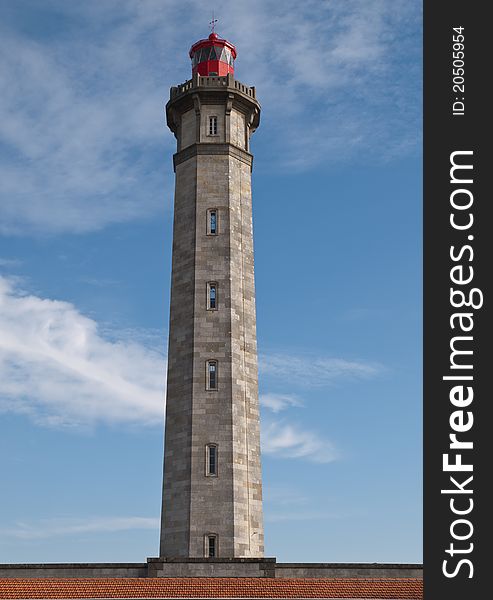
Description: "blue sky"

(0, 0), (422, 563)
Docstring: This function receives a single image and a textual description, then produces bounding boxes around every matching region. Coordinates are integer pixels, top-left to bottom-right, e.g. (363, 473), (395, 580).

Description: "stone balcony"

(170, 73), (256, 101)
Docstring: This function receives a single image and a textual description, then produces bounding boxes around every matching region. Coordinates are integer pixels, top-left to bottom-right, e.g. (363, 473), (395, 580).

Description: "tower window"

(208, 116), (218, 136)
(207, 282), (217, 310)
(206, 360), (217, 390)
(207, 209), (218, 235)
(206, 444), (218, 476)
(206, 534), (217, 558)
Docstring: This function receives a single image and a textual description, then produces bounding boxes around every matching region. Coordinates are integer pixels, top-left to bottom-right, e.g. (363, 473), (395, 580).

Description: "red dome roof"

(189, 32), (236, 77)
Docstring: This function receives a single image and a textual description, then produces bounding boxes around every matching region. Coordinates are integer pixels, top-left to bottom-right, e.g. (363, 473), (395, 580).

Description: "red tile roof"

(0, 577), (422, 599)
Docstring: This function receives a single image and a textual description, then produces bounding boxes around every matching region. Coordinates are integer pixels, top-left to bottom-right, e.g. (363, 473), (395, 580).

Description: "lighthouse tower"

(159, 32), (264, 559)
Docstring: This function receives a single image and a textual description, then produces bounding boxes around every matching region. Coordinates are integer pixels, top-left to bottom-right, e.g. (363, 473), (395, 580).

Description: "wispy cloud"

(262, 420), (337, 463)
(0, 276), (354, 468)
(0, 516), (159, 540)
(260, 393), (302, 413)
(259, 392), (338, 463)
(260, 353), (382, 386)
(78, 277), (121, 288)
(0, 0), (420, 234)
(0, 258), (22, 268)
(0, 2), (174, 235)
(223, 0), (421, 170)
(0, 276), (165, 427)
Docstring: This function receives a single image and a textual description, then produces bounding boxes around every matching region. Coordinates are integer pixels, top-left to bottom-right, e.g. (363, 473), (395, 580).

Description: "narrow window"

(207, 282), (217, 310)
(207, 209), (218, 235)
(207, 360), (217, 390)
(206, 444), (218, 476)
(208, 115), (218, 136)
(206, 534), (217, 558)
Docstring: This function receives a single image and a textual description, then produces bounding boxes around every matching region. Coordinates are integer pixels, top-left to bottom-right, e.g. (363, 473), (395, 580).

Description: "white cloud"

(0, 0), (420, 233)
(260, 393), (302, 413)
(0, 275), (337, 465)
(223, 0), (421, 170)
(0, 516), (159, 540)
(0, 276), (363, 471)
(260, 392), (338, 463)
(0, 276), (165, 427)
(0, 3), (174, 235)
(260, 352), (382, 386)
(0, 258), (22, 268)
(262, 420), (337, 463)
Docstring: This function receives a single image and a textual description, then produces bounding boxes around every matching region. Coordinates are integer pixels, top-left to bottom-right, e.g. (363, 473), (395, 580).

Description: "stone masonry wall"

(229, 155), (263, 557)
(160, 78), (264, 558)
(159, 156), (197, 557)
(188, 153), (236, 557)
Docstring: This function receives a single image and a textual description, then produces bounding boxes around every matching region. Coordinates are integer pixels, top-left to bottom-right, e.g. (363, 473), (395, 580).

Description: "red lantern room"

(189, 32), (237, 77)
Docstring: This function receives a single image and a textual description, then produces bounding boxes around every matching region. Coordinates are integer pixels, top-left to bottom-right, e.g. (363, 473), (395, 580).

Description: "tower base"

(148, 557), (276, 578)
(0, 559), (422, 579)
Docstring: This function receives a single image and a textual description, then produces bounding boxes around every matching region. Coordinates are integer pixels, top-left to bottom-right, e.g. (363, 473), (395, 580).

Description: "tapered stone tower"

(159, 32), (264, 559)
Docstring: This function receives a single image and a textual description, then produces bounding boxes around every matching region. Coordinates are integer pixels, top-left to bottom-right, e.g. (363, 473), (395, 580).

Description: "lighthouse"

(159, 32), (264, 559)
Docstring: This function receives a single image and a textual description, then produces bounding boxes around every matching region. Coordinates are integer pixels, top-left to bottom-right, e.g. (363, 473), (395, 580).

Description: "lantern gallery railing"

(170, 74), (256, 100)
